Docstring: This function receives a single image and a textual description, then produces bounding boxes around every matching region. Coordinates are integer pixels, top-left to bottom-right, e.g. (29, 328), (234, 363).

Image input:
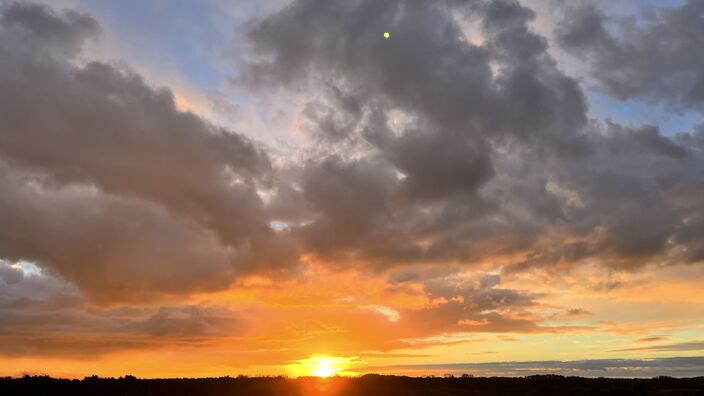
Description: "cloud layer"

(245, 0), (704, 272)
(557, 0), (704, 111)
(0, 2), (298, 302)
(363, 356), (704, 378)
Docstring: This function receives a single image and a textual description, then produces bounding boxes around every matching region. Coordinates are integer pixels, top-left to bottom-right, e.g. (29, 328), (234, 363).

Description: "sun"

(312, 360), (336, 377)
(288, 355), (349, 377)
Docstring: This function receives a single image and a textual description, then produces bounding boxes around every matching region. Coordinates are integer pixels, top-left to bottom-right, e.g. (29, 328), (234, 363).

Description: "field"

(2, 375), (703, 396)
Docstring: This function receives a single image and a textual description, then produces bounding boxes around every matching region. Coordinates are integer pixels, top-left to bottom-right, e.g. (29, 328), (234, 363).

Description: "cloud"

(363, 305), (401, 323)
(122, 305), (241, 338)
(359, 356), (704, 378)
(2, 0), (702, 306)
(386, 270), (593, 343)
(611, 341), (704, 353)
(0, 2), (299, 302)
(0, 163), (241, 302)
(0, 260), (244, 358)
(564, 308), (591, 317)
(244, 0), (704, 273)
(556, 0), (704, 111)
(0, 261), (23, 285)
(635, 336), (670, 343)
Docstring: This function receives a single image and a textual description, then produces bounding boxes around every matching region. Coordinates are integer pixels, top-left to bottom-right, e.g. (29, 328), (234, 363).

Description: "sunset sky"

(1, 0), (703, 378)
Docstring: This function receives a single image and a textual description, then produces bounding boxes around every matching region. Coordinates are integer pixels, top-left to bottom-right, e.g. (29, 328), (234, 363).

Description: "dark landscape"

(2, 375), (704, 396)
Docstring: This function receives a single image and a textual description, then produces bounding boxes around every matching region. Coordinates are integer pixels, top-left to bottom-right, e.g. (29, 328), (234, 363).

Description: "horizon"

(0, 0), (703, 380)
(8, 356), (704, 380)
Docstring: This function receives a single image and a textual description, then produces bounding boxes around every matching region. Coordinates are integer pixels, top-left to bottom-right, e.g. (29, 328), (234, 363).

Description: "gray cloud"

(3, 0), (699, 306)
(121, 305), (241, 338)
(244, 0), (704, 272)
(360, 356), (704, 378)
(556, 0), (704, 111)
(0, 163), (235, 302)
(383, 269), (576, 343)
(406, 272), (544, 335)
(244, 0), (584, 265)
(0, 263), (243, 357)
(0, 261), (23, 285)
(0, 2), (299, 302)
(611, 340), (704, 353)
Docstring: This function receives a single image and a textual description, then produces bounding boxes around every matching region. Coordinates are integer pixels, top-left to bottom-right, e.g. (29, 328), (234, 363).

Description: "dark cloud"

(243, 0), (584, 265)
(0, 1), (98, 57)
(122, 305), (241, 338)
(556, 0), (704, 111)
(0, 0), (699, 307)
(244, 0), (704, 273)
(296, 155), (425, 265)
(0, 163), (236, 302)
(387, 270), (579, 342)
(0, 2), (298, 302)
(246, 0), (586, 143)
(0, 264), (243, 358)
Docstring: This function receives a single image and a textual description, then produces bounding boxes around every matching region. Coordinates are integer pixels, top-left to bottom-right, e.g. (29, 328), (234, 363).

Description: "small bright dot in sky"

(384, 32), (390, 39)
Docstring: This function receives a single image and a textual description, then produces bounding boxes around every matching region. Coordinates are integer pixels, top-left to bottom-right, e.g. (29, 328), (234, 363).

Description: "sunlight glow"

(312, 361), (335, 377)
(289, 355), (350, 377)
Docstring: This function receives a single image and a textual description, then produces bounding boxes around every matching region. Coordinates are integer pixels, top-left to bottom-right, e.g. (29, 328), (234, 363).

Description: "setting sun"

(288, 355), (350, 377)
(312, 361), (335, 377)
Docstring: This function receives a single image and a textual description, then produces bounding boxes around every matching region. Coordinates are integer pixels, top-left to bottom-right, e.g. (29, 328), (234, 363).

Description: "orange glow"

(288, 355), (352, 377)
(2, 264), (704, 378)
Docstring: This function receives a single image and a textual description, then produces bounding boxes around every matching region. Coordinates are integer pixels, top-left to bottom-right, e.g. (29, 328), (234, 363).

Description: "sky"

(0, 0), (703, 379)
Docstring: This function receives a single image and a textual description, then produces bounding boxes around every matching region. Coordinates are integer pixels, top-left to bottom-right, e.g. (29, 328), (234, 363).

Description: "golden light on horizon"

(288, 355), (351, 377)
(312, 360), (335, 377)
